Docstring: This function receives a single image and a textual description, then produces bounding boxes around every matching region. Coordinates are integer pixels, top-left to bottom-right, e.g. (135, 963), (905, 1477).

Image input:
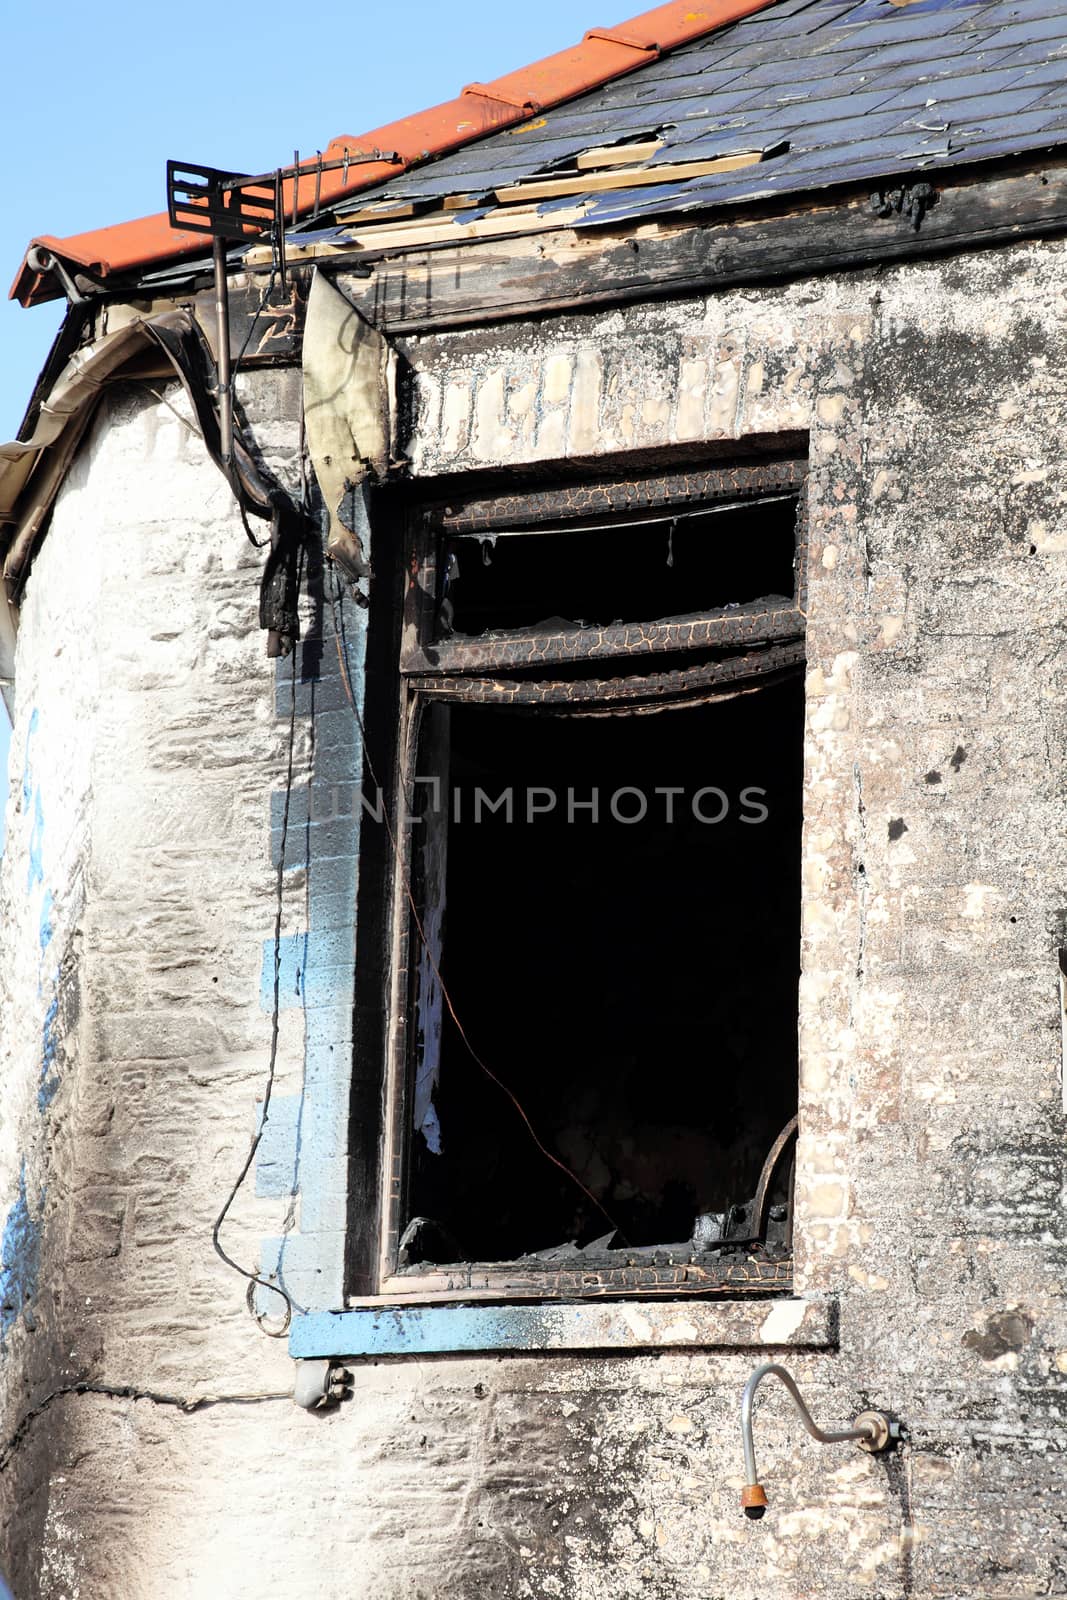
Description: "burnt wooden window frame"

(353, 456), (809, 1308)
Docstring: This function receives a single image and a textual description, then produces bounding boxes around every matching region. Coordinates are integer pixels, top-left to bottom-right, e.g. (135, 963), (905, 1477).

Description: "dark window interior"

(439, 496), (798, 639)
(405, 677), (803, 1264)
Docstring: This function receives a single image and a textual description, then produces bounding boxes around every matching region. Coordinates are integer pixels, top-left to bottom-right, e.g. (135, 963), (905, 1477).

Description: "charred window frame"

(350, 457), (808, 1306)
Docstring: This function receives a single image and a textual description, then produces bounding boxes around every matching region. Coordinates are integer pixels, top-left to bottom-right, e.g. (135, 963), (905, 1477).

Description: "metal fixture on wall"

(24, 246), (86, 306)
(165, 151), (388, 469)
(740, 1362), (899, 1519)
(165, 161), (283, 468)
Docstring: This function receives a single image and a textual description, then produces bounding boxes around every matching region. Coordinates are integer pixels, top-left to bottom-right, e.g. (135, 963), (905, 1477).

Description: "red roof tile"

(11, 0), (778, 307)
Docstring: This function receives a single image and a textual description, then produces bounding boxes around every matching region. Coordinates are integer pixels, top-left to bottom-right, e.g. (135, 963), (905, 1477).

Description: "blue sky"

(0, 0), (589, 850)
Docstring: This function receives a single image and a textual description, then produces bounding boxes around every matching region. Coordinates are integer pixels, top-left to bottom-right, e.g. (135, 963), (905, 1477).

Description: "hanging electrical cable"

(211, 590), (303, 1336)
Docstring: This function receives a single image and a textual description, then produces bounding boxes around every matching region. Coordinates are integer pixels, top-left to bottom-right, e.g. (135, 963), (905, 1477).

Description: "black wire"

(213, 337), (312, 1332)
(239, 502), (269, 550)
(230, 263), (280, 550)
(0, 1381), (289, 1475)
(231, 261), (279, 387)
(212, 628), (301, 1336)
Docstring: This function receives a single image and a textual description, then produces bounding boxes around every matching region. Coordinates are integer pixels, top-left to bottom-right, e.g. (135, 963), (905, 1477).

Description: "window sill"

(289, 1296), (837, 1359)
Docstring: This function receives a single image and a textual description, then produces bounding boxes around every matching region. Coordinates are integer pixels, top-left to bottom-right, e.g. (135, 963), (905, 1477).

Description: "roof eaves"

(10, 0), (780, 308)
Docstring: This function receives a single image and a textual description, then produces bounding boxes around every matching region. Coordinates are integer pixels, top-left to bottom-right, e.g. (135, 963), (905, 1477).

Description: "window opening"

(364, 458), (809, 1301)
(404, 680), (803, 1268)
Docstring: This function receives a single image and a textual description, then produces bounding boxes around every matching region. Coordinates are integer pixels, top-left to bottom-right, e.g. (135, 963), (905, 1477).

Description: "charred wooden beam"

(373, 1257), (793, 1302)
(405, 602), (805, 676)
(429, 458), (807, 532)
(85, 156), (1067, 366)
(413, 641), (805, 709)
(327, 153), (1067, 334)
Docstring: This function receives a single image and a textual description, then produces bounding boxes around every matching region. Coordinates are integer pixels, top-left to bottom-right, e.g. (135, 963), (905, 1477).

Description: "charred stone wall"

(2, 237), (1067, 1597)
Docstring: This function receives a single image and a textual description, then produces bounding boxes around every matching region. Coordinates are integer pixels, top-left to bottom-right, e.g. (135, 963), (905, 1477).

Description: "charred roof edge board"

(316, 150), (1067, 333)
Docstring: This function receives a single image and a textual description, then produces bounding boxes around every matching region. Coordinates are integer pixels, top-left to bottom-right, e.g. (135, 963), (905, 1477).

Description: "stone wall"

(2, 237), (1067, 1597)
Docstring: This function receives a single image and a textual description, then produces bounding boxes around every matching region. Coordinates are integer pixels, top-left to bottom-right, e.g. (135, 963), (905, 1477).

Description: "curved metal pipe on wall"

(740, 1361), (898, 1520)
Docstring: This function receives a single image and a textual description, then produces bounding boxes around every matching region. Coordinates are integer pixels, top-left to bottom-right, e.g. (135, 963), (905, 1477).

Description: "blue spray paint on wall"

(24, 709), (44, 891)
(260, 930), (309, 1011)
(0, 708), (63, 1364)
(19, 707), (65, 1112)
(38, 996), (61, 1113)
(254, 1094), (303, 1198)
(39, 889), (53, 954)
(0, 1164), (42, 1349)
(26, 794), (44, 893)
(259, 928), (363, 1013)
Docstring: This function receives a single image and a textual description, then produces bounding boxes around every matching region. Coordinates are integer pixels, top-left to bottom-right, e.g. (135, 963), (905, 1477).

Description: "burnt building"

(3, 0), (1067, 1594)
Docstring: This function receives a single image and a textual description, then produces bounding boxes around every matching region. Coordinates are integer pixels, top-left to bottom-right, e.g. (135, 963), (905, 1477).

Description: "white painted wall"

(3, 241), (1067, 1597)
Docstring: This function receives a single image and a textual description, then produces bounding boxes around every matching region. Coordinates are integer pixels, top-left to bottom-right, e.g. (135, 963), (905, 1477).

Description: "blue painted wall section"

(3, 707), (61, 1351)
(22, 710), (63, 1114)
(0, 1163), (43, 1349)
(255, 580), (367, 1315)
(3, 710), (80, 1358)
(21, 709), (38, 870)
(38, 995), (61, 1113)
(254, 1095), (303, 1199)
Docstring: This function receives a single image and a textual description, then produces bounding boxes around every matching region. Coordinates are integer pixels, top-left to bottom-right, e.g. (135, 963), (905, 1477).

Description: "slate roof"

(323, 0), (1067, 232)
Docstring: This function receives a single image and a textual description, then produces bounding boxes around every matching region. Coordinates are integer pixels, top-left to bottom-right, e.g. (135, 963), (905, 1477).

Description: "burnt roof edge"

(271, 149), (1067, 337)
